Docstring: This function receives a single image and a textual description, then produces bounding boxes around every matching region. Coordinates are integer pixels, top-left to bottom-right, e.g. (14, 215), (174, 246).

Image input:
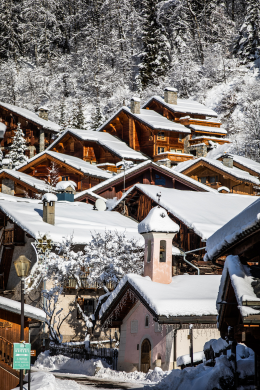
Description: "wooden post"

(189, 325), (193, 367)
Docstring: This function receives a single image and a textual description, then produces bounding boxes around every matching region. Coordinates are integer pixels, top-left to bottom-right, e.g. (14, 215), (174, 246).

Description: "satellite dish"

(95, 198), (106, 211)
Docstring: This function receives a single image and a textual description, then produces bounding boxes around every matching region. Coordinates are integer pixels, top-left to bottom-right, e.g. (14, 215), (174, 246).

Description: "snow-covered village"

(0, 1), (260, 389)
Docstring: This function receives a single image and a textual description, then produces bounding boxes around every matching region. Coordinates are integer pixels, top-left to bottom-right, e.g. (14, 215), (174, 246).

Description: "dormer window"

(157, 132), (165, 140)
(160, 240), (166, 262)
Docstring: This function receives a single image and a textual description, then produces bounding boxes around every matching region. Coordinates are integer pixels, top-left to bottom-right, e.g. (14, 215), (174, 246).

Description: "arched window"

(147, 240), (151, 263)
(160, 240), (166, 262)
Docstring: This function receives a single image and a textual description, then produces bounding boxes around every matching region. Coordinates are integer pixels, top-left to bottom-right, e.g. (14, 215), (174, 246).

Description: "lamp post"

(14, 255), (31, 390)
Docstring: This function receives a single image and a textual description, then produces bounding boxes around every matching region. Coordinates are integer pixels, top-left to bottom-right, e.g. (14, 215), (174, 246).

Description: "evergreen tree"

(0, 148), (3, 167)
(72, 100), (86, 129)
(233, 0), (260, 62)
(58, 100), (67, 130)
(90, 102), (104, 131)
(139, 0), (170, 88)
(8, 123), (28, 168)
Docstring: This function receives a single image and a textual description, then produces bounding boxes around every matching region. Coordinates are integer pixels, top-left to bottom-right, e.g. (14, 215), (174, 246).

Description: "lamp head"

(14, 256), (31, 278)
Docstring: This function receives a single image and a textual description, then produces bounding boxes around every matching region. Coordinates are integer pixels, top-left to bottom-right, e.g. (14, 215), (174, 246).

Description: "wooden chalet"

(217, 153), (260, 178)
(0, 102), (61, 158)
(205, 199), (260, 386)
(17, 151), (112, 192)
(97, 98), (194, 165)
(0, 169), (52, 198)
(0, 296), (45, 390)
(47, 128), (147, 167)
(74, 160), (215, 204)
(142, 88), (229, 156)
(174, 156), (260, 195)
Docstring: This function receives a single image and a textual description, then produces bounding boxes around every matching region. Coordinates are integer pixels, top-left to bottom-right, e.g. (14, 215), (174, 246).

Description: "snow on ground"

(96, 366), (169, 384)
(33, 351), (108, 375)
(12, 372), (84, 390)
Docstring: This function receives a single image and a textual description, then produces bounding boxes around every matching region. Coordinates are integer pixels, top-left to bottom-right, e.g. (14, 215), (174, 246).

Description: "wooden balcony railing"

(3, 229), (14, 245)
(67, 277), (114, 291)
(0, 336), (13, 367)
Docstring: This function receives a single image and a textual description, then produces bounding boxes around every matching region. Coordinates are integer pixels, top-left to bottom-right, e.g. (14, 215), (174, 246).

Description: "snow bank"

(12, 371), (83, 390)
(204, 338), (229, 354)
(138, 206), (179, 234)
(34, 351), (108, 375)
(42, 193), (58, 202)
(177, 351), (205, 367)
(96, 366), (169, 383)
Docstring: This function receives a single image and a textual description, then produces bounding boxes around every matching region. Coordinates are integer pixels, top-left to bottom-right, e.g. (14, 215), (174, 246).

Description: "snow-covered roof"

(217, 255), (260, 318)
(189, 124), (227, 135)
(18, 151), (112, 180)
(173, 157), (260, 185)
(0, 196), (142, 244)
(205, 197), (260, 261)
(207, 143), (231, 159)
(47, 128), (147, 161)
(0, 295), (46, 321)
(0, 122), (7, 138)
(42, 193), (57, 202)
(112, 184), (258, 240)
(138, 206), (179, 234)
(0, 101), (61, 132)
(218, 154), (260, 176)
(143, 95), (218, 118)
(75, 160), (216, 201)
(97, 107), (190, 133)
(100, 274), (221, 319)
(0, 169), (52, 192)
(56, 180), (76, 191)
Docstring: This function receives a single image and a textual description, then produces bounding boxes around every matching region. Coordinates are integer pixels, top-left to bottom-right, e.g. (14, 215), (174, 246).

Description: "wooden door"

(141, 339), (151, 373)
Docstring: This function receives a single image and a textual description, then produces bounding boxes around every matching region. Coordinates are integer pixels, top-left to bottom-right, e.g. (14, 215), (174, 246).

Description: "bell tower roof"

(138, 206), (179, 234)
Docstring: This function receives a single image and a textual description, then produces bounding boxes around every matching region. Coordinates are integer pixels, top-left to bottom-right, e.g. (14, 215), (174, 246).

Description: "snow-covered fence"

(49, 344), (118, 370)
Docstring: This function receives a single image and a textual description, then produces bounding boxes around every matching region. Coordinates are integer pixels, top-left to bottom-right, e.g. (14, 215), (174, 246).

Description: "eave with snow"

(217, 153), (260, 178)
(112, 184), (258, 255)
(0, 101), (61, 158)
(75, 160), (215, 204)
(97, 101), (194, 165)
(17, 150), (112, 192)
(47, 127), (147, 167)
(173, 157), (260, 195)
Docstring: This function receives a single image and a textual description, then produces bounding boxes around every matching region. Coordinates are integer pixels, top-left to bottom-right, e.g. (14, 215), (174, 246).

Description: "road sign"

(13, 343), (31, 370)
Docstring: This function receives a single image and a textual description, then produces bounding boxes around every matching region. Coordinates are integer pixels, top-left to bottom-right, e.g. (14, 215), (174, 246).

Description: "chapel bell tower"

(138, 205), (179, 284)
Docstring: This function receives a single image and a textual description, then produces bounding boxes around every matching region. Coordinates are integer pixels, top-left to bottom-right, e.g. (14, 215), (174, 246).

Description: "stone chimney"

(42, 193), (57, 225)
(38, 106), (49, 121)
(138, 206), (179, 284)
(222, 154), (233, 169)
(130, 97), (141, 114)
(164, 87), (178, 105)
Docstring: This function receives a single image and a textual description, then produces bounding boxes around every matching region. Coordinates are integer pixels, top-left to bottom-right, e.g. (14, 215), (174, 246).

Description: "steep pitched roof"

(74, 160), (216, 201)
(0, 169), (52, 192)
(173, 157), (260, 185)
(217, 154), (260, 176)
(47, 128), (147, 161)
(0, 101), (61, 132)
(17, 151), (112, 180)
(97, 107), (190, 133)
(142, 95), (218, 118)
(112, 184), (258, 239)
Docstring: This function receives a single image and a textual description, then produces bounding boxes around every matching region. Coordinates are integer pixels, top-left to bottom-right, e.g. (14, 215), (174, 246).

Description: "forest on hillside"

(0, 0), (260, 157)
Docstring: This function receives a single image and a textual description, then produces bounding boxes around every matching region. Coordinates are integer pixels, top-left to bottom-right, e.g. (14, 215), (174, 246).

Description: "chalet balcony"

(66, 277), (114, 291)
(153, 151), (194, 163)
(189, 137), (230, 147)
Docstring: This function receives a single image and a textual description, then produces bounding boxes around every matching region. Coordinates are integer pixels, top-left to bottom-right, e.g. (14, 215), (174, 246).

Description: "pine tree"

(139, 0), (170, 88)
(0, 148), (3, 167)
(72, 100), (86, 129)
(8, 123), (28, 168)
(90, 102), (104, 131)
(58, 100), (67, 130)
(233, 0), (260, 62)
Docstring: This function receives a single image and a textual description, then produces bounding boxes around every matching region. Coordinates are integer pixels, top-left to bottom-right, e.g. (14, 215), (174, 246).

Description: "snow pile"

(217, 255), (260, 317)
(12, 371), (83, 390)
(56, 180), (76, 191)
(138, 206), (179, 234)
(204, 338), (229, 354)
(96, 366), (169, 383)
(34, 351), (108, 375)
(177, 351), (205, 367)
(42, 193), (58, 202)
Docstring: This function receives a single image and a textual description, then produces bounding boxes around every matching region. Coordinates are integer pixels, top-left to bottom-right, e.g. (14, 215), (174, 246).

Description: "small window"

(209, 176), (217, 183)
(83, 299), (95, 316)
(155, 174), (166, 186)
(160, 240), (166, 262)
(145, 315), (149, 328)
(177, 150), (182, 153)
(147, 240), (151, 263)
(62, 176), (69, 181)
(158, 147), (165, 154)
(157, 132), (165, 140)
(131, 320), (138, 334)
(199, 176), (207, 184)
(170, 148), (176, 153)
(178, 133), (183, 141)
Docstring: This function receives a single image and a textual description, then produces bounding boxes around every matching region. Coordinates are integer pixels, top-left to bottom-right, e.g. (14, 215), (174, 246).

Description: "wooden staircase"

(0, 336), (19, 390)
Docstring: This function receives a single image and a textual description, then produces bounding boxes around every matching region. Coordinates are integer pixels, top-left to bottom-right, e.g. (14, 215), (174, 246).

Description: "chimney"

(164, 87), (178, 105)
(130, 97), (141, 114)
(222, 154), (233, 169)
(38, 106), (49, 121)
(42, 193), (57, 225)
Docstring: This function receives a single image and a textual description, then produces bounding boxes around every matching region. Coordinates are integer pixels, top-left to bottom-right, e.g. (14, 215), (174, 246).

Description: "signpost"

(13, 343), (31, 370)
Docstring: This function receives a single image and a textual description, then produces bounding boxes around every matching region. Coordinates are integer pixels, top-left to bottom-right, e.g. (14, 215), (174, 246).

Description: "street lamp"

(14, 255), (31, 390)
